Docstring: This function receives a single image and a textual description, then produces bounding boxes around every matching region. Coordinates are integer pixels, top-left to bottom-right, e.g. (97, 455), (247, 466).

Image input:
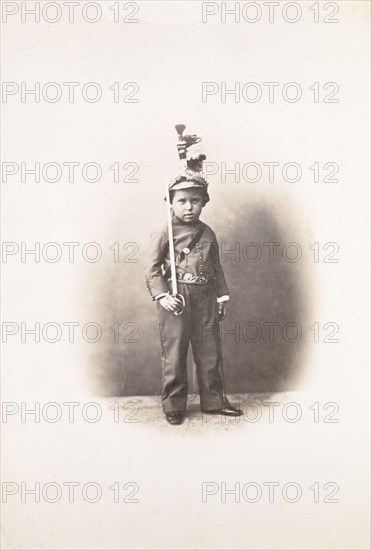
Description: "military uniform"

(144, 215), (230, 413)
(144, 124), (241, 423)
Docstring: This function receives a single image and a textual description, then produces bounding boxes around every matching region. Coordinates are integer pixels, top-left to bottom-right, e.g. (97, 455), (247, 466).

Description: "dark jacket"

(144, 216), (229, 300)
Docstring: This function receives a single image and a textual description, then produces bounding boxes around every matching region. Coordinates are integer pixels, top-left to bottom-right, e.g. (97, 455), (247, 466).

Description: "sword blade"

(165, 182), (178, 296)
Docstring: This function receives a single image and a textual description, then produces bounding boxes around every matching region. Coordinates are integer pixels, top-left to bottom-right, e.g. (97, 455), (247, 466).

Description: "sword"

(217, 310), (228, 403)
(161, 124), (190, 317)
(165, 181), (185, 316)
(165, 123), (202, 316)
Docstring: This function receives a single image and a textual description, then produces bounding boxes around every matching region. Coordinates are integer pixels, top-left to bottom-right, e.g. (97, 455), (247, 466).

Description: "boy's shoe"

(203, 405), (242, 417)
(165, 412), (184, 425)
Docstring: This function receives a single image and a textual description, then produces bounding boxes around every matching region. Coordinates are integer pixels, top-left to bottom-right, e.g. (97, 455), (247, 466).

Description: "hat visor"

(169, 181), (206, 192)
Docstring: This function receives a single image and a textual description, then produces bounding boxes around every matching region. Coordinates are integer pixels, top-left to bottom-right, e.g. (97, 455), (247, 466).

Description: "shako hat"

(169, 124), (209, 203)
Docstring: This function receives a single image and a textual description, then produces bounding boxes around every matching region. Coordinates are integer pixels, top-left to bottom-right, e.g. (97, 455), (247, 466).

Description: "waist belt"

(170, 273), (210, 284)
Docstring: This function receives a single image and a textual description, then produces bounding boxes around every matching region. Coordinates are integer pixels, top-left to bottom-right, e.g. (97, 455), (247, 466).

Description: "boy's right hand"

(159, 294), (182, 313)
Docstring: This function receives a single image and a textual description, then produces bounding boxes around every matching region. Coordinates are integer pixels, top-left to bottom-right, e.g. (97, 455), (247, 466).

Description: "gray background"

(91, 188), (311, 396)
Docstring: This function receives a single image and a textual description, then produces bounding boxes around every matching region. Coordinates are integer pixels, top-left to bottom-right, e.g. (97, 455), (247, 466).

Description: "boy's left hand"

(218, 302), (227, 321)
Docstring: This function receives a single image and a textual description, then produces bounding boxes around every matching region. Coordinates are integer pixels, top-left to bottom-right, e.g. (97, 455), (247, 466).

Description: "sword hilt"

(173, 293), (185, 316)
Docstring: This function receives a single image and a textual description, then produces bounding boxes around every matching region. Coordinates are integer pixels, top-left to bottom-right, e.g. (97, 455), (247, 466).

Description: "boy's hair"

(169, 188), (209, 206)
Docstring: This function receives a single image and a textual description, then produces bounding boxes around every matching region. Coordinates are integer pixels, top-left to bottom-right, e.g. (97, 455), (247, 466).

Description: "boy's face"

(171, 188), (203, 224)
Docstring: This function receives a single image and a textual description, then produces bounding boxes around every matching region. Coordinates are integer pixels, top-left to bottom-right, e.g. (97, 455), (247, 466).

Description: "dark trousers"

(157, 282), (227, 413)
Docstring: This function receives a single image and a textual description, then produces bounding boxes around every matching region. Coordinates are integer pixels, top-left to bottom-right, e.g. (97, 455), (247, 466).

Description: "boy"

(144, 127), (241, 425)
